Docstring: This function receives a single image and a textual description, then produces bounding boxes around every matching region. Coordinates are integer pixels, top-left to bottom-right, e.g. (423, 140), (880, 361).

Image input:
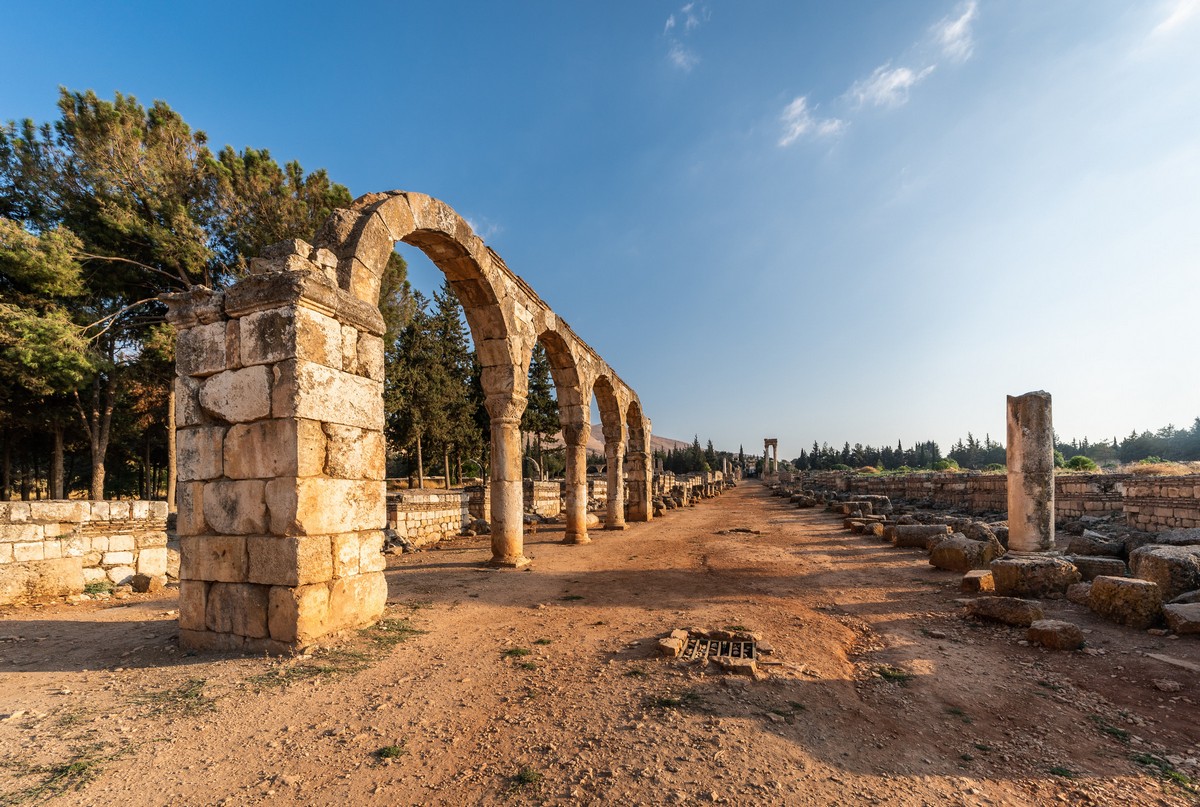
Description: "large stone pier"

(1006, 390), (1055, 552)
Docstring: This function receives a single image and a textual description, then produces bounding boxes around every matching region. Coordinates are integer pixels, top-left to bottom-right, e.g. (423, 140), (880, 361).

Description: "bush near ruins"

(1066, 455), (1099, 471)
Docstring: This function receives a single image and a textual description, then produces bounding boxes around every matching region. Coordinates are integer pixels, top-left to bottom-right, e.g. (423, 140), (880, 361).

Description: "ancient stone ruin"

(161, 191), (653, 651)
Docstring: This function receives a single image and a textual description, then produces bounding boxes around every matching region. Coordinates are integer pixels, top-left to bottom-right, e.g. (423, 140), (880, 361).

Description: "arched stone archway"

(163, 191), (647, 651)
(592, 375), (627, 530)
(625, 399), (653, 523)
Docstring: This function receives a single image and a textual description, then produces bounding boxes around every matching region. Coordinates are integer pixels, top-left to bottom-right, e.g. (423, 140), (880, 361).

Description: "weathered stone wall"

(465, 485), (490, 521)
(524, 481), (562, 518)
(387, 491), (469, 546)
(0, 500), (169, 604)
(1124, 477), (1200, 531)
(587, 478), (608, 508)
(799, 471), (1199, 532)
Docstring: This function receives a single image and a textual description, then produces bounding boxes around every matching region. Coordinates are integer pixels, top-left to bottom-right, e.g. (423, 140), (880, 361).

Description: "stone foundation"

(388, 490), (470, 546)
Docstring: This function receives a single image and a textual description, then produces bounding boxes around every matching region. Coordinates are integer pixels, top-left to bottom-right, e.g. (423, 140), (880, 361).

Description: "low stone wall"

(0, 500), (170, 604)
(1124, 477), (1200, 532)
(524, 481), (561, 518)
(387, 490), (470, 547)
(798, 471), (1199, 532)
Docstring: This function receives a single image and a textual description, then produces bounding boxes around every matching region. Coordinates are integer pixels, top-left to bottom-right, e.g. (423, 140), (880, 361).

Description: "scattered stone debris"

(1088, 575), (1162, 630)
(655, 628), (771, 679)
(965, 596), (1045, 627)
(1027, 619), (1085, 650)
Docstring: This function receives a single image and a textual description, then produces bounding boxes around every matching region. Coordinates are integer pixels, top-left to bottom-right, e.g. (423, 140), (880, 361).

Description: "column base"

(562, 532), (591, 545)
(487, 554), (532, 569)
(605, 523), (628, 531)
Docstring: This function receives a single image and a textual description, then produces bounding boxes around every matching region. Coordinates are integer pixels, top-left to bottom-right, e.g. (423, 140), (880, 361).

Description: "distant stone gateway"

(163, 191), (651, 652)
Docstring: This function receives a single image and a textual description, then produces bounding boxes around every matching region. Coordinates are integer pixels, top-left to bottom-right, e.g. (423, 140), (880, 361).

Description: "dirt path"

(2, 484), (1198, 805)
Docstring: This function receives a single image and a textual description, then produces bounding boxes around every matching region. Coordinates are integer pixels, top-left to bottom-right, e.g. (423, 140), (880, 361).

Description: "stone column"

(626, 418), (653, 522)
(1007, 390), (1055, 552)
(164, 243), (388, 653)
(487, 407), (530, 567)
(605, 438), (627, 530)
(562, 422), (591, 544)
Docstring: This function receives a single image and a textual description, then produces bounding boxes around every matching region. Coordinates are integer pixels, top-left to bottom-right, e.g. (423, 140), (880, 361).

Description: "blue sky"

(4, 1), (1198, 457)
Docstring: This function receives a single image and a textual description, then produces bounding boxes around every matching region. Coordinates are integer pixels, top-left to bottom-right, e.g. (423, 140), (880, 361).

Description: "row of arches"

(315, 191), (652, 567)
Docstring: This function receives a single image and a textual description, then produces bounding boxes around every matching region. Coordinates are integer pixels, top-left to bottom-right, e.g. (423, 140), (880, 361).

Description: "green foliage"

(933, 459), (959, 471)
(1065, 455), (1098, 471)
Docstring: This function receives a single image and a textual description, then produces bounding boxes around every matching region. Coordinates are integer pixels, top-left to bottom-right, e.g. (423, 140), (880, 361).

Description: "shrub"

(831, 463), (852, 471)
(1065, 455), (1098, 471)
(984, 463), (1006, 473)
(932, 459), (959, 471)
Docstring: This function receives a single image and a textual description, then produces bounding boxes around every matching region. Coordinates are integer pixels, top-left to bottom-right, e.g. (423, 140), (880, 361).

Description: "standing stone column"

(562, 422), (591, 544)
(1007, 390), (1055, 552)
(486, 401), (530, 567)
(164, 243), (388, 652)
(625, 418), (653, 522)
(605, 435), (627, 530)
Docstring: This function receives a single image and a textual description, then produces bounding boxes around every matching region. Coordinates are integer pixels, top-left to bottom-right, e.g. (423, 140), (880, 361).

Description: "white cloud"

(934, 0), (978, 63)
(778, 96), (846, 147)
(849, 64), (936, 108)
(1151, 0), (1200, 37)
(664, 3), (706, 71)
(465, 215), (503, 241)
(668, 42), (699, 71)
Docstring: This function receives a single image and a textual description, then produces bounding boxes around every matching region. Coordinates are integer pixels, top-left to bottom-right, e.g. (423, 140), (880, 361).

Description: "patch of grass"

(533, 638), (552, 646)
(403, 599), (434, 611)
(131, 678), (215, 717)
(1, 743), (128, 803)
(518, 661), (538, 670)
(875, 665), (914, 685)
(1049, 766), (1076, 779)
(512, 766), (543, 787)
(559, 594), (584, 602)
(945, 707), (972, 724)
(960, 753), (974, 761)
(723, 624), (749, 632)
(374, 743), (406, 760)
(592, 621), (607, 626)
(1037, 680), (1064, 692)
(361, 618), (427, 650)
(247, 649), (371, 690)
(1089, 715), (1130, 744)
(83, 581), (112, 596)
(787, 701), (807, 712)
(1133, 753), (1196, 790)
(624, 667), (649, 679)
(502, 647), (531, 658)
(974, 743), (993, 752)
(646, 691), (703, 709)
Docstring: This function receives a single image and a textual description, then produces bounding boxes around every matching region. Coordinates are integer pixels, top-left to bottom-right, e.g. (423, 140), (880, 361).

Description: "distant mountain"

(542, 425), (691, 455)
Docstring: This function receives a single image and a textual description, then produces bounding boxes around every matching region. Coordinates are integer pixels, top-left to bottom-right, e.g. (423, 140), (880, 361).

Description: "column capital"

(485, 393), (528, 422)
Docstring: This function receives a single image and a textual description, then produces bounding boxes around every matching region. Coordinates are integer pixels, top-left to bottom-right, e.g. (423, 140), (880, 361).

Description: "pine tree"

(521, 343), (559, 480)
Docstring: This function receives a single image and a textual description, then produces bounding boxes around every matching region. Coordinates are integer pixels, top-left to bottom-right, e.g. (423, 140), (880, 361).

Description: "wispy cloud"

(1150, 0), (1200, 37)
(849, 64), (936, 108)
(778, 96), (846, 147)
(663, 2), (707, 72)
(465, 215), (503, 242)
(934, 0), (979, 63)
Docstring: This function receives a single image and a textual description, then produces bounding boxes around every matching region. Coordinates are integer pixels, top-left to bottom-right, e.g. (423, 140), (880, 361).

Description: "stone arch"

(534, 327), (592, 543)
(624, 398), (653, 522)
(163, 190), (648, 652)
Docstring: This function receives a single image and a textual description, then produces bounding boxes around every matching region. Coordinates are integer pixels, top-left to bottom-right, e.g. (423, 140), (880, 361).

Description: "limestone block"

(1067, 530), (1124, 558)
(136, 530), (168, 548)
(178, 535), (248, 582)
(107, 535), (136, 552)
(131, 501), (151, 520)
(322, 424), (385, 480)
(246, 535), (333, 586)
(1129, 544), (1200, 601)
(1067, 555), (1128, 581)
(13, 542), (45, 562)
(360, 531), (385, 573)
(199, 366), (272, 424)
(331, 533), (361, 577)
(82, 567), (107, 584)
(0, 502), (31, 523)
(268, 582), (330, 644)
(206, 582), (269, 638)
(929, 533), (1004, 572)
(176, 482), (208, 536)
(271, 359), (383, 431)
(137, 547), (169, 577)
(106, 566), (135, 584)
(1027, 619), (1085, 650)
(150, 501), (168, 521)
(357, 333), (384, 381)
(893, 525), (951, 550)
(966, 596), (1044, 626)
(42, 541), (62, 560)
(178, 579), (207, 630)
(90, 501), (111, 521)
(176, 376), (206, 427)
(102, 551), (134, 566)
(990, 555), (1081, 598)
(202, 480), (268, 534)
(0, 544), (11, 564)
(0, 524), (36, 542)
(1067, 582), (1092, 604)
(176, 321), (227, 377)
(91, 537), (108, 553)
(1088, 575), (1161, 629)
(0, 557), (84, 603)
(266, 478), (385, 537)
(223, 418), (326, 479)
(179, 629), (245, 652)
(131, 573), (166, 593)
(1163, 603), (1200, 635)
(108, 501), (131, 520)
(340, 324), (358, 373)
(31, 500), (87, 522)
(327, 572), (387, 633)
(177, 426), (226, 481)
(961, 569), (995, 593)
(239, 306), (343, 369)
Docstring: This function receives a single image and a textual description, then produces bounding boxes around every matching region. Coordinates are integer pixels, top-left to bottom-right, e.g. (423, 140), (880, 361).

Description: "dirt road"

(1, 484), (1197, 805)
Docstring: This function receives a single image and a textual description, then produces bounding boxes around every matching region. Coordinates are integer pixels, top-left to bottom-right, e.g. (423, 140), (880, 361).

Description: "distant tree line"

(656, 437), (735, 475)
(790, 417), (1200, 472)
